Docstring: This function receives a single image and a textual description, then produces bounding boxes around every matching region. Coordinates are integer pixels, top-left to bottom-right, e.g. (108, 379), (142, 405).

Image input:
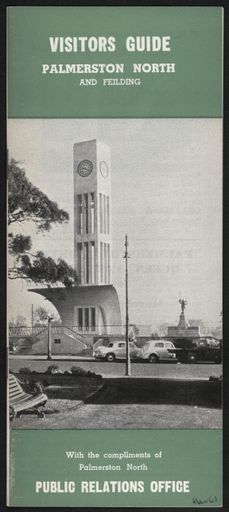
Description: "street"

(9, 358), (222, 380)
(10, 358), (222, 430)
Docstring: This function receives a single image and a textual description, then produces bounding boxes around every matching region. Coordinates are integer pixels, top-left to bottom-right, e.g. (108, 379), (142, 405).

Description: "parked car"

(135, 340), (177, 363)
(171, 338), (222, 364)
(94, 341), (141, 362)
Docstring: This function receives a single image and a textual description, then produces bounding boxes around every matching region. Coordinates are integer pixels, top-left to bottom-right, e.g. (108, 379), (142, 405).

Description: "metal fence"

(9, 324), (152, 337)
(9, 325), (47, 337)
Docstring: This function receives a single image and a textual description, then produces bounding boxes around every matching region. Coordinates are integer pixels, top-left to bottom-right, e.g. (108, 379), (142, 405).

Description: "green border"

(10, 429), (222, 507)
(7, 6), (223, 118)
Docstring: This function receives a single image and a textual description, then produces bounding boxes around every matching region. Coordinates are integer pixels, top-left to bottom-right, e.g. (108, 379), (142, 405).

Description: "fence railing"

(9, 324), (153, 338)
(71, 325), (152, 336)
(9, 326), (47, 337)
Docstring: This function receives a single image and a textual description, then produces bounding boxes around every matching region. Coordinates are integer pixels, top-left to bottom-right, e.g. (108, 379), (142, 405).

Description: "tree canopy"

(33, 307), (61, 326)
(8, 159), (77, 287)
(8, 159), (69, 230)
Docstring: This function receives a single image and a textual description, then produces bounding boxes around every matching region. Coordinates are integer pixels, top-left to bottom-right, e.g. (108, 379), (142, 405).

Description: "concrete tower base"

(30, 284), (122, 337)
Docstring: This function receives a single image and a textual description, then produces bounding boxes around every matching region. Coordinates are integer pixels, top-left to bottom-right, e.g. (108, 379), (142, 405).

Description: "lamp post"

(31, 304), (34, 331)
(47, 316), (53, 360)
(124, 235), (131, 376)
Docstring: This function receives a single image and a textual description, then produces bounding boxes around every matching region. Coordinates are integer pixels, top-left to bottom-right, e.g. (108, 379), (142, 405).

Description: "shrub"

(70, 366), (101, 379)
(70, 366), (88, 376)
(45, 365), (63, 374)
(18, 367), (32, 374)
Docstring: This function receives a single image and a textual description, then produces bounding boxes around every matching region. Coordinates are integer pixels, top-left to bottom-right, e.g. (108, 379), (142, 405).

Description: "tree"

(33, 307), (61, 326)
(34, 307), (49, 324)
(211, 312), (222, 340)
(188, 319), (210, 335)
(151, 332), (159, 339)
(9, 315), (27, 327)
(158, 323), (170, 336)
(8, 159), (69, 230)
(8, 159), (78, 287)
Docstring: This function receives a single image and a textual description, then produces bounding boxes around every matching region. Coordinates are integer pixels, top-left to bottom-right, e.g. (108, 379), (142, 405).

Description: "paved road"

(10, 358), (222, 430)
(9, 358), (222, 380)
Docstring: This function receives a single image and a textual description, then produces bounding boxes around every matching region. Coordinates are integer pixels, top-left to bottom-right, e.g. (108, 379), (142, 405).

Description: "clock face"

(100, 160), (109, 178)
(77, 159), (93, 177)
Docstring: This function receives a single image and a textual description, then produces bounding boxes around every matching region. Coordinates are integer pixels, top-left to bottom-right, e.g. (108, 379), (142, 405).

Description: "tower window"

(108, 243), (110, 283)
(103, 195), (106, 234)
(90, 241), (95, 284)
(84, 242), (89, 283)
(76, 307), (96, 332)
(90, 193), (95, 234)
(78, 308), (83, 330)
(85, 308), (89, 330)
(100, 242), (103, 283)
(107, 196), (110, 234)
(77, 243), (83, 283)
(91, 308), (96, 331)
(77, 195), (83, 234)
(84, 194), (89, 234)
(99, 193), (103, 233)
(104, 243), (107, 283)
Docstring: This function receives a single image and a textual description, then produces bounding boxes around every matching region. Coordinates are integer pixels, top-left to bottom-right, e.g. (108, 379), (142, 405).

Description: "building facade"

(74, 139), (112, 286)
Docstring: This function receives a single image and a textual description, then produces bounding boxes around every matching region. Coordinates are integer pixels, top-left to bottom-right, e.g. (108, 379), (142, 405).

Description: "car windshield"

(108, 343), (113, 347)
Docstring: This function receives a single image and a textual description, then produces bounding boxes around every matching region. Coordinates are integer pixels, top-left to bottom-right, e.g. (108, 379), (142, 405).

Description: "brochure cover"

(7, 6), (223, 508)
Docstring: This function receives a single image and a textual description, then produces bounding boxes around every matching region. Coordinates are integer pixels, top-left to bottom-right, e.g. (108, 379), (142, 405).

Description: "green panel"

(7, 7), (222, 118)
(10, 429), (222, 507)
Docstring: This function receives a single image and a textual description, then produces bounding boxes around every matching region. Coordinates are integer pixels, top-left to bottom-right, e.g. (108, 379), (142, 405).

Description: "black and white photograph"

(8, 118), (222, 430)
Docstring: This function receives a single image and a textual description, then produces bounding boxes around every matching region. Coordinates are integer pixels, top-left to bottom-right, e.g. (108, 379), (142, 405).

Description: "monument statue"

(179, 299), (187, 314)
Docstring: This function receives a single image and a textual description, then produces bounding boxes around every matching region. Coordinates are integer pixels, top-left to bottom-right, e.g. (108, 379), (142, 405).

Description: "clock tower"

(31, 138), (121, 338)
(74, 139), (112, 286)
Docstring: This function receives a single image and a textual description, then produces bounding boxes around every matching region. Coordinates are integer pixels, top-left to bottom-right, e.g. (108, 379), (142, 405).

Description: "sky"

(7, 118), (222, 331)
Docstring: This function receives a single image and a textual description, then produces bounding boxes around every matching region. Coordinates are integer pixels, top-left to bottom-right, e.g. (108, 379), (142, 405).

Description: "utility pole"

(124, 235), (131, 376)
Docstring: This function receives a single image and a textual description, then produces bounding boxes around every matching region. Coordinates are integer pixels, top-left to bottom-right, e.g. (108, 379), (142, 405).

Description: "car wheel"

(148, 354), (159, 363)
(106, 353), (115, 362)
